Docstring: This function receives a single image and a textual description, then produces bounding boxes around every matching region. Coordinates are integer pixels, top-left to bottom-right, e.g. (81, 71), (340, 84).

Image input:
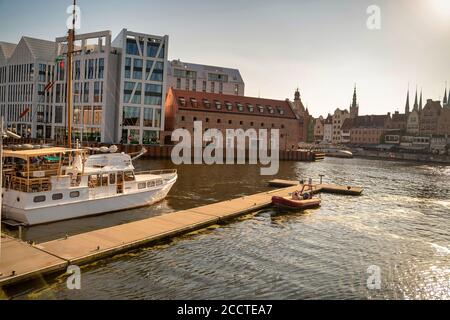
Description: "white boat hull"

(2, 177), (176, 226)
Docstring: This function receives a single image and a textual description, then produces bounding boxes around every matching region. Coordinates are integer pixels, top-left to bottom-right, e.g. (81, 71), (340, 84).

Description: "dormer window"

(203, 99), (211, 108)
(247, 104), (254, 112)
(225, 102), (233, 111)
(215, 100), (222, 110)
(267, 106), (275, 114)
(237, 103), (244, 112)
(190, 98), (198, 108)
(258, 105), (264, 113)
(179, 98), (186, 107)
(278, 108), (285, 115)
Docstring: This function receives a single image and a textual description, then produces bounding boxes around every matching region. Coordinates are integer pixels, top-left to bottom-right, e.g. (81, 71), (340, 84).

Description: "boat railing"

(135, 169), (178, 179)
(9, 176), (52, 193)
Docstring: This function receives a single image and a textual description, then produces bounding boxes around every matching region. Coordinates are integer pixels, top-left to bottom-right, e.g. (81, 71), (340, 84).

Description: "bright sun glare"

(431, 0), (450, 16)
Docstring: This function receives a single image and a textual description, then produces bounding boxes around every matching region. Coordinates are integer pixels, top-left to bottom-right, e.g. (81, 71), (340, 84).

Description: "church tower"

(419, 89), (423, 112)
(443, 84), (448, 107)
(413, 87), (419, 112)
(405, 89), (410, 115)
(350, 85), (359, 118)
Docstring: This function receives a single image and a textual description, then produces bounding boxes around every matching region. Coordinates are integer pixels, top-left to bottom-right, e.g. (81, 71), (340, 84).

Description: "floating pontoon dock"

(1, 181), (363, 288)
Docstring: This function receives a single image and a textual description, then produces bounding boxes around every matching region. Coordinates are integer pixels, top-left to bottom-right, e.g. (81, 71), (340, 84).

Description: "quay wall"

(3, 139), (324, 162)
(352, 149), (450, 165)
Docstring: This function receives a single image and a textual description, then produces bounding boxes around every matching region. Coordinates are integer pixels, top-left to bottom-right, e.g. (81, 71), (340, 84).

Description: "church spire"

(413, 87), (419, 111)
(294, 87), (301, 101)
(350, 84), (359, 118)
(419, 89), (423, 112)
(444, 83), (448, 106)
(405, 87), (410, 114)
(352, 84), (358, 107)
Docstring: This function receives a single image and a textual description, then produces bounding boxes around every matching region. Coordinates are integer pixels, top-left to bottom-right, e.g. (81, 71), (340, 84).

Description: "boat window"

(70, 191), (80, 198)
(124, 171), (135, 182)
(110, 173), (116, 185)
(33, 195), (46, 203)
(156, 179), (163, 186)
(138, 182), (146, 190)
(52, 193), (63, 201)
(88, 175), (97, 188)
(102, 174), (109, 186)
(147, 180), (156, 188)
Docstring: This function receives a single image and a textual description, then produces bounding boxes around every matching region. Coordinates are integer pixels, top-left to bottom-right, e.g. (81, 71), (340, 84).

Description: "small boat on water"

(272, 196), (321, 210)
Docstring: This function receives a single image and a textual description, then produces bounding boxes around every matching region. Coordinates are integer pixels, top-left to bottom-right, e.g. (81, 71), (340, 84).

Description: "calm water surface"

(2, 158), (450, 300)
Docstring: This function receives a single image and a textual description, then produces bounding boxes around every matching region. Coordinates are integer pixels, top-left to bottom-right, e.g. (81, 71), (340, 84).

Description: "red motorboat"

(272, 195), (321, 210)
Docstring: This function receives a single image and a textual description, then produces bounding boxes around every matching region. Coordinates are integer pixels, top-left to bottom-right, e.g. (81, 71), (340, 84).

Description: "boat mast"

(66, 0), (76, 149)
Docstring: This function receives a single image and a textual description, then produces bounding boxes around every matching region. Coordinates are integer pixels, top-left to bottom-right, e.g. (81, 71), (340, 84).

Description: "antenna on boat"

(66, 0), (76, 149)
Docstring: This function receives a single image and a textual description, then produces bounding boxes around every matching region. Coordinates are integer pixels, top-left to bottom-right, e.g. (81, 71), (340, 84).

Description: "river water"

(2, 157), (450, 300)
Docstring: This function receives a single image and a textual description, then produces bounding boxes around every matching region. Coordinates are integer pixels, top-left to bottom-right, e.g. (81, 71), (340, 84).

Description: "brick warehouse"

(163, 88), (303, 151)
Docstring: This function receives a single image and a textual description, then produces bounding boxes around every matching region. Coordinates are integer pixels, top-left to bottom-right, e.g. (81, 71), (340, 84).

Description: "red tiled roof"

(170, 89), (297, 119)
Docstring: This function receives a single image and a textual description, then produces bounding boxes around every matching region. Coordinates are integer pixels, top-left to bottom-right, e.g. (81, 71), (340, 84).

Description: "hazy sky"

(0, 0), (449, 117)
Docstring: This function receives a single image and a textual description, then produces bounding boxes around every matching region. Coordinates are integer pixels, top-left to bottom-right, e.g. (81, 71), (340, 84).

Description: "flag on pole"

(19, 108), (30, 119)
(44, 81), (55, 92)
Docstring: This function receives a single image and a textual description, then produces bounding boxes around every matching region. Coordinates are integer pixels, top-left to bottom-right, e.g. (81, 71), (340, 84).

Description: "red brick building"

(163, 88), (302, 150)
(420, 100), (442, 136)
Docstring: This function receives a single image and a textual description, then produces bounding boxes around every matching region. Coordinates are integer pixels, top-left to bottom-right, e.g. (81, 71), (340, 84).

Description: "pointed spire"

(419, 89), (423, 112)
(405, 86), (410, 114)
(352, 84), (358, 107)
(413, 86), (419, 111)
(444, 82), (448, 105)
(294, 87), (301, 101)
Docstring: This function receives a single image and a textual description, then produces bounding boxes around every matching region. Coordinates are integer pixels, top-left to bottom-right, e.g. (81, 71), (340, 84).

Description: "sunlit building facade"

(113, 29), (169, 145)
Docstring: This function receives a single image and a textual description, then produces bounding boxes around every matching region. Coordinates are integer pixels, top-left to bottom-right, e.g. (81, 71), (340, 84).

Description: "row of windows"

(126, 38), (165, 59)
(123, 106), (162, 128)
(34, 191), (80, 203)
(0, 66), (7, 84)
(74, 81), (104, 104)
(6, 104), (33, 123)
(7, 84), (33, 103)
(138, 179), (163, 190)
(180, 116), (286, 129)
(123, 81), (163, 105)
(74, 58), (104, 80)
(124, 58), (164, 82)
(73, 106), (102, 125)
(7, 64), (34, 83)
(121, 129), (159, 145)
(178, 98), (285, 115)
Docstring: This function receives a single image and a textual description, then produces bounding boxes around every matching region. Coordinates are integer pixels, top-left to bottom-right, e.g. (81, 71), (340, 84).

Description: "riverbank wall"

(352, 149), (450, 165)
(3, 139), (325, 162)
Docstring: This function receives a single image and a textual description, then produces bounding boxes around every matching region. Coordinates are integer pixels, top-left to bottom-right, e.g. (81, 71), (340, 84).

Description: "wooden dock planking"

(0, 181), (362, 287)
(0, 235), (67, 287)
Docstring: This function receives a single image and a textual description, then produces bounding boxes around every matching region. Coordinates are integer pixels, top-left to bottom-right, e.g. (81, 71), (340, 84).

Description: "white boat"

(1, 147), (177, 226)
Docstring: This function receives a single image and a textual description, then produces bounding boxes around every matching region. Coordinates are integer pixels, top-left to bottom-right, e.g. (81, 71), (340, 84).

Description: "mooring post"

(18, 225), (23, 241)
(319, 174), (325, 185)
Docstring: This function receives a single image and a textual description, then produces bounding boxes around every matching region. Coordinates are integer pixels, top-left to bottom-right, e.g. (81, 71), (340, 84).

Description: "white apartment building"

(55, 30), (120, 143)
(167, 60), (245, 96)
(112, 29), (169, 145)
(0, 38), (55, 139)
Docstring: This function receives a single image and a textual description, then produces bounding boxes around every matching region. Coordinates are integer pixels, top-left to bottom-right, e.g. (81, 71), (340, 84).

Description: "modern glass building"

(112, 29), (169, 145)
